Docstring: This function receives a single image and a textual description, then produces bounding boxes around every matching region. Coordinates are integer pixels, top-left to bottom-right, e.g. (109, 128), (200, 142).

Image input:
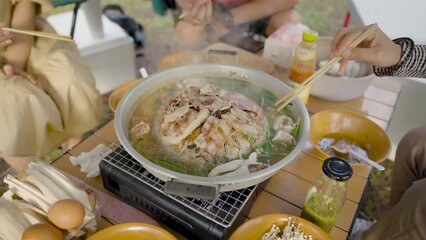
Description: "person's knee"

(286, 9), (302, 24)
(267, 9), (301, 35)
(175, 21), (206, 49)
(401, 178), (426, 211)
(398, 125), (426, 155)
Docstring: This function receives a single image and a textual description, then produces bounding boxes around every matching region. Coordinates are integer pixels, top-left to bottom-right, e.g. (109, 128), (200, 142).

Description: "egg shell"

(22, 223), (63, 240)
(48, 199), (85, 229)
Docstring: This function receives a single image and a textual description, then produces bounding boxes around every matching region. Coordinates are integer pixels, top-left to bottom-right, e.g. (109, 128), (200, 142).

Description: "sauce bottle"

(300, 157), (353, 232)
(288, 29), (319, 105)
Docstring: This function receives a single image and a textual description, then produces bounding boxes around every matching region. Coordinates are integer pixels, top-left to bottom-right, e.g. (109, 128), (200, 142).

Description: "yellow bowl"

(157, 50), (207, 70)
(309, 109), (391, 164)
(87, 222), (177, 240)
(108, 79), (140, 112)
(229, 214), (332, 240)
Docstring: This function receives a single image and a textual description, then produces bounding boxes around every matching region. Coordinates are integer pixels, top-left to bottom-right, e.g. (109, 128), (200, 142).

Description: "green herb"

(279, 106), (293, 117)
(247, 130), (275, 154)
(292, 116), (301, 137)
(152, 158), (190, 174)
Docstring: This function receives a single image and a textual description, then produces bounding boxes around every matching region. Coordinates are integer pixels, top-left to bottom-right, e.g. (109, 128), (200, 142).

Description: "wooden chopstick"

(275, 23), (379, 111)
(2, 27), (74, 42)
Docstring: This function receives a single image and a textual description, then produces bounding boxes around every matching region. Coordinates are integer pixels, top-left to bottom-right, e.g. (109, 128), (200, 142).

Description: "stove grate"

(101, 141), (256, 227)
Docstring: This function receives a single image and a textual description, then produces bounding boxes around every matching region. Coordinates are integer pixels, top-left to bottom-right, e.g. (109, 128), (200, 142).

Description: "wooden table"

(49, 45), (401, 239)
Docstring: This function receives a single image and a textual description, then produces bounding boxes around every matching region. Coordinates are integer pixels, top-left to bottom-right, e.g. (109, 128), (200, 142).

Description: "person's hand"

(0, 22), (12, 47)
(2, 64), (43, 89)
(331, 25), (402, 75)
(176, 0), (212, 26)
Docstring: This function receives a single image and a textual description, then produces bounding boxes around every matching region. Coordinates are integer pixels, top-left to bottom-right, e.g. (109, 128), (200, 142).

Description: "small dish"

(87, 222), (177, 240)
(108, 79), (140, 112)
(157, 50), (207, 70)
(229, 214), (332, 240)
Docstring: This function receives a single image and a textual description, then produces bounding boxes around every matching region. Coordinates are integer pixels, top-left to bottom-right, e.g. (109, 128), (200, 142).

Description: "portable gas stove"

(99, 142), (265, 240)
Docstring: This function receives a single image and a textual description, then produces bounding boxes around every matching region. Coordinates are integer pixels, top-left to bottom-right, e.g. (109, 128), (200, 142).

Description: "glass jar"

(288, 29), (318, 105)
(300, 157), (353, 232)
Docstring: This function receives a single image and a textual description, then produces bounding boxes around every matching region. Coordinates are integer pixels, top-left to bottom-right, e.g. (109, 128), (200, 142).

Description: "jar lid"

(322, 157), (353, 181)
(302, 29), (319, 42)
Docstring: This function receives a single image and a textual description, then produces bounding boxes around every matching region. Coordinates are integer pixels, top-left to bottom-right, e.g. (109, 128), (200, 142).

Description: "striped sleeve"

(373, 38), (426, 78)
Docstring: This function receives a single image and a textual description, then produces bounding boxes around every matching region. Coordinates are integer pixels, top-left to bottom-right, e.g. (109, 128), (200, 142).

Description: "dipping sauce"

(300, 192), (339, 233)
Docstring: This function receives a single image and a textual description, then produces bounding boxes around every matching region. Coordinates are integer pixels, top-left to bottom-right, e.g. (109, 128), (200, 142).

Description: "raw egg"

(22, 223), (63, 240)
(47, 199), (85, 229)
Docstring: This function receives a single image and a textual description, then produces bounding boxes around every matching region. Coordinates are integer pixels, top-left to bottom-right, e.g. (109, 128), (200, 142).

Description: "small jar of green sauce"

(300, 157), (353, 232)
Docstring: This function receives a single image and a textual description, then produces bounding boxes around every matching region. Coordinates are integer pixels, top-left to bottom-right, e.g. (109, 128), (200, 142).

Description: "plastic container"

(262, 23), (310, 69)
(288, 29), (318, 105)
(0, 159), (102, 240)
(300, 157), (353, 232)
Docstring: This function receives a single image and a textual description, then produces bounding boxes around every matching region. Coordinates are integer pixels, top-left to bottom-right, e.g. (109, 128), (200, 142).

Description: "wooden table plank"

(335, 199), (359, 231)
(248, 191), (301, 218)
(94, 120), (117, 144)
(363, 85), (399, 106)
(68, 135), (111, 157)
(264, 170), (310, 208)
(370, 76), (402, 93)
(52, 153), (106, 193)
(330, 227), (349, 240)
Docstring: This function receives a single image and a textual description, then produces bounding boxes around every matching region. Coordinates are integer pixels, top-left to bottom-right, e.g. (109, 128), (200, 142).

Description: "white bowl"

(310, 37), (375, 102)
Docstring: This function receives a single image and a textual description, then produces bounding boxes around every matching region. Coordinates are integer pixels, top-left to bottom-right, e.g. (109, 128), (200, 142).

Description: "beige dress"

(0, 0), (104, 157)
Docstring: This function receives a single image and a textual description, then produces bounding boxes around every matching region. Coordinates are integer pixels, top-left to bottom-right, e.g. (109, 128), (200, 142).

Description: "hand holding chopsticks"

(1, 27), (74, 42)
(275, 23), (379, 111)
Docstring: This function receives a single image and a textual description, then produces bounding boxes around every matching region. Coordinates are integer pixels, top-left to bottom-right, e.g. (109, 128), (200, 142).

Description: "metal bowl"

(115, 63), (310, 199)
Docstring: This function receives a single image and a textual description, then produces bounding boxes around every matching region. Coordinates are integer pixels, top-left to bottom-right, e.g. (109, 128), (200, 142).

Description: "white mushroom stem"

(25, 169), (70, 203)
(14, 200), (47, 216)
(208, 152), (266, 177)
(20, 208), (49, 225)
(0, 196), (31, 240)
(4, 174), (50, 213)
(28, 161), (92, 211)
(208, 160), (247, 177)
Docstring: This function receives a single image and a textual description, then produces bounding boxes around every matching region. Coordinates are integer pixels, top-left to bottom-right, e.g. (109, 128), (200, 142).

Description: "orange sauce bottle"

(288, 29), (318, 105)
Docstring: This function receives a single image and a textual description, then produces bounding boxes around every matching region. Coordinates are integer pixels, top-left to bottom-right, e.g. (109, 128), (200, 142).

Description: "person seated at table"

(0, 0), (104, 158)
(174, 0), (301, 49)
(332, 25), (426, 239)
